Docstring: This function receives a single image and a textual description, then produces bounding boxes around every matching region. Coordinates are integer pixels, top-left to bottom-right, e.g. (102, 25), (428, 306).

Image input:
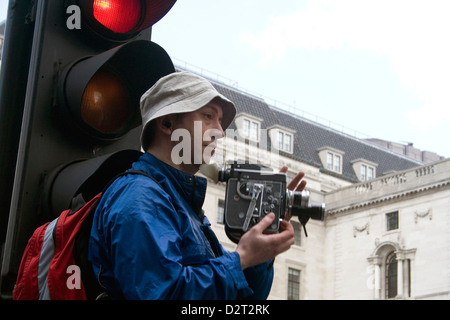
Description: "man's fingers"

(269, 222), (295, 250)
(252, 212), (276, 233)
(295, 180), (307, 191)
(279, 167), (307, 191)
(287, 171), (305, 190)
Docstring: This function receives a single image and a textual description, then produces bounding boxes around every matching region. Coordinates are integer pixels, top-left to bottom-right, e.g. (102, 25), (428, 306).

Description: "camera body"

(218, 162), (325, 243)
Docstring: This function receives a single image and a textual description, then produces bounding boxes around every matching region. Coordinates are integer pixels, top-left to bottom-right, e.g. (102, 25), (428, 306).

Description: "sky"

(1, 1), (449, 158)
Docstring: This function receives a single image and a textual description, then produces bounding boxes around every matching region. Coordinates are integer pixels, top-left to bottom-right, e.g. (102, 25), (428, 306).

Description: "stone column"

(396, 252), (405, 298)
(367, 256), (381, 299)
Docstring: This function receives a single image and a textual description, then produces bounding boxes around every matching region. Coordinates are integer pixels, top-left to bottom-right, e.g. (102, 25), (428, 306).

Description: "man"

(88, 71), (306, 299)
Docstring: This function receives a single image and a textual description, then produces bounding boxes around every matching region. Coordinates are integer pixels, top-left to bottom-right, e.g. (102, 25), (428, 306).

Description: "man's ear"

(156, 115), (175, 135)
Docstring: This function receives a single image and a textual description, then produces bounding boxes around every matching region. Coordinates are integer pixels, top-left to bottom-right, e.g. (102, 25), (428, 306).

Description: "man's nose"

(213, 121), (225, 139)
(208, 126), (224, 142)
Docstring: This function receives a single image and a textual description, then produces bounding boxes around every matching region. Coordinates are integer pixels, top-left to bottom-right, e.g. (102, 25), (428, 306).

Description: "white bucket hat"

(140, 71), (236, 150)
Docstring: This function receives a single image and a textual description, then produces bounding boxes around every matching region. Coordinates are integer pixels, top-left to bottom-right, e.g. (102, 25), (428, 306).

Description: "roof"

(210, 80), (422, 183)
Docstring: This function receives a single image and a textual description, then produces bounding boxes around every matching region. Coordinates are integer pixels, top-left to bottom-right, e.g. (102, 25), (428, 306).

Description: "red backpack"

(12, 192), (104, 300)
(12, 153), (157, 300)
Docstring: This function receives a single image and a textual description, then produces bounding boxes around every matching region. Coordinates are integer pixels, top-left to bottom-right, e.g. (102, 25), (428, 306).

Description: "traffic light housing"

(0, 0), (176, 297)
(58, 40), (173, 142)
(74, 0), (175, 42)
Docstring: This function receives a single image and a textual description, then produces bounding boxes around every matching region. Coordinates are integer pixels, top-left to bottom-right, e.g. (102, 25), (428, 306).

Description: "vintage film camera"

(201, 162), (325, 243)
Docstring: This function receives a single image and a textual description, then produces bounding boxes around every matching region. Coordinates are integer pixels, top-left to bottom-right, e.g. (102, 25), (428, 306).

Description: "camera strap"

(299, 216), (310, 237)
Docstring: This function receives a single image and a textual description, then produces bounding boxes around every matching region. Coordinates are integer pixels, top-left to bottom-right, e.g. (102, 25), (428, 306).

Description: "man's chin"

(201, 147), (215, 164)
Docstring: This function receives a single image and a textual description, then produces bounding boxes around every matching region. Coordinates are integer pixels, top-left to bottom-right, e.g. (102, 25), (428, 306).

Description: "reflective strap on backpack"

(37, 217), (58, 299)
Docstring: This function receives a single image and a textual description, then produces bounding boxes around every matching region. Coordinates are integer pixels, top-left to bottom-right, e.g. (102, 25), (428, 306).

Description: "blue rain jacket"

(88, 152), (274, 299)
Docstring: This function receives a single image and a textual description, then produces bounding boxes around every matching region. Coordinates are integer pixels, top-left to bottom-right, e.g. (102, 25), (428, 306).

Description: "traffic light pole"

(1, 0), (176, 298)
(0, 0), (141, 297)
(0, 1), (35, 296)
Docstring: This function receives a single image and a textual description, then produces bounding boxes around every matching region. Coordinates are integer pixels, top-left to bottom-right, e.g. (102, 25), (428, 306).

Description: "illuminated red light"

(93, 0), (141, 33)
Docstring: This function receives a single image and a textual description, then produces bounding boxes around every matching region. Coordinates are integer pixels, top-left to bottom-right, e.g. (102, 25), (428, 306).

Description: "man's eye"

(204, 113), (213, 119)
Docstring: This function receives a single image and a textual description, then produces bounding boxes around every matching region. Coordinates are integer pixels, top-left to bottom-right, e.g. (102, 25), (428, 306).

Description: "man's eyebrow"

(204, 104), (218, 112)
(203, 104), (223, 117)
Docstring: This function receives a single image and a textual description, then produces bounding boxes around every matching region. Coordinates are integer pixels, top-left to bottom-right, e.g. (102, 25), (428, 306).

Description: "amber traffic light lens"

(81, 68), (132, 134)
(93, 0), (142, 33)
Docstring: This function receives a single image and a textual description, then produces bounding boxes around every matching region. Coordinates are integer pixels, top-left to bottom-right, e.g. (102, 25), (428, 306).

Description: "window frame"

(277, 131), (293, 153)
(351, 158), (378, 181)
(242, 118), (260, 142)
(287, 267), (301, 300)
(323, 150), (343, 174)
(385, 251), (398, 299)
(386, 211), (399, 231)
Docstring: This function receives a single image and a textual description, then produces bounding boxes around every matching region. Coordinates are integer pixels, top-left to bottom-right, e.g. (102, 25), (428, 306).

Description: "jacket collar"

(136, 152), (207, 216)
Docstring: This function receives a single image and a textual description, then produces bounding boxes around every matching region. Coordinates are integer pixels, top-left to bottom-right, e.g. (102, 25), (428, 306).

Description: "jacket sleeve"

(94, 179), (268, 300)
(243, 261), (274, 299)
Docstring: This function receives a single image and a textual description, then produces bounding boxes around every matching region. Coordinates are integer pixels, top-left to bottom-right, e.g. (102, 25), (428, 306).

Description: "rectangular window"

(327, 153), (333, 170)
(276, 131), (293, 152)
(217, 199), (225, 224)
(242, 118), (259, 141)
(326, 151), (342, 173)
(243, 119), (250, 137)
(360, 164), (375, 181)
(278, 132), (284, 150)
(287, 268), (300, 300)
(361, 164), (367, 181)
(334, 154), (341, 172)
(284, 134), (291, 152)
(368, 167), (374, 180)
(250, 121), (259, 141)
(386, 211), (399, 231)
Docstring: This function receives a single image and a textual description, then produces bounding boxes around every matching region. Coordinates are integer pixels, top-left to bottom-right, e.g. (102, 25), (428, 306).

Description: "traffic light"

(57, 39), (173, 142)
(0, 0), (176, 296)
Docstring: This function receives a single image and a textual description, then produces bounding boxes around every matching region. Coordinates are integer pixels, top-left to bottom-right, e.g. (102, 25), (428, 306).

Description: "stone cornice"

(324, 159), (450, 217)
(326, 179), (450, 216)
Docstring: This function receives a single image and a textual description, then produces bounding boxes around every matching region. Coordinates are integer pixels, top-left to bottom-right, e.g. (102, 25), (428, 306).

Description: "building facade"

(199, 76), (450, 300)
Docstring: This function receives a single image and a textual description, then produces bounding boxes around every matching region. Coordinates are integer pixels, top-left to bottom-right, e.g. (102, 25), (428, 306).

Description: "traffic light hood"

(140, 71), (236, 151)
(75, 0), (177, 44)
(59, 40), (175, 142)
(43, 150), (143, 218)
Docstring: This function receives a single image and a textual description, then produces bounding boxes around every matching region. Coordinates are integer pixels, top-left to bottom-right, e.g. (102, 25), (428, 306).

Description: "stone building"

(198, 75), (450, 300)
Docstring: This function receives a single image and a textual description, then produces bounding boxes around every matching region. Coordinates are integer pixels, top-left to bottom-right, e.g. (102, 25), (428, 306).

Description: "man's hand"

(280, 166), (307, 221)
(236, 212), (295, 270)
(235, 166), (306, 270)
(280, 165), (307, 192)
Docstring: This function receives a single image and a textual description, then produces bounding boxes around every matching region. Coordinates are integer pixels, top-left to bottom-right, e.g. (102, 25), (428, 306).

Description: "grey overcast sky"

(1, 1), (449, 158)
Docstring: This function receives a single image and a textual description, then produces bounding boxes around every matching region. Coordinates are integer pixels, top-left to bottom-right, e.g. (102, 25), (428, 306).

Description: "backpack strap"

(69, 170), (162, 214)
(104, 170), (163, 193)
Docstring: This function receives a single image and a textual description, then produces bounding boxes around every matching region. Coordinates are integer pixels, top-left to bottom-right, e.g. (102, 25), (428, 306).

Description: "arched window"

(385, 251), (397, 298)
(369, 243), (415, 299)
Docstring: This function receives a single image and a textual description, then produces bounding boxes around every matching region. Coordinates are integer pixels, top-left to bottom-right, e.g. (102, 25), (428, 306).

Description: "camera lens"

(290, 190), (310, 208)
(285, 189), (325, 222)
(306, 202), (326, 220)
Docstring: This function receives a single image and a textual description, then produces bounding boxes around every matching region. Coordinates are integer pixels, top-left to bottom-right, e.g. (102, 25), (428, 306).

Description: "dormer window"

(268, 125), (295, 154)
(235, 113), (263, 142)
(327, 152), (341, 172)
(351, 158), (378, 181)
(278, 131), (293, 153)
(361, 164), (374, 181)
(318, 147), (344, 174)
(243, 118), (259, 141)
